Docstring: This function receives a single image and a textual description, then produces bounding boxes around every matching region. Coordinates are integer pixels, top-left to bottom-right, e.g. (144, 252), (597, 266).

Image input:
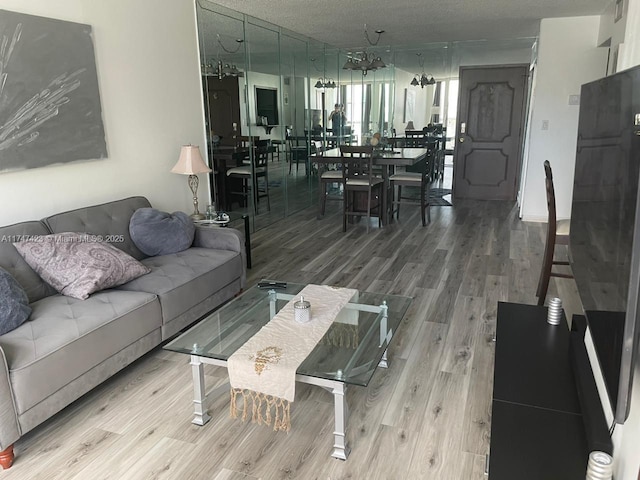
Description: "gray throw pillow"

(129, 208), (195, 256)
(13, 233), (151, 300)
(0, 267), (32, 335)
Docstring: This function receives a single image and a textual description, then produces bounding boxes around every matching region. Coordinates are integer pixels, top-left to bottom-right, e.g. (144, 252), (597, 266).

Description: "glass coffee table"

(164, 281), (411, 460)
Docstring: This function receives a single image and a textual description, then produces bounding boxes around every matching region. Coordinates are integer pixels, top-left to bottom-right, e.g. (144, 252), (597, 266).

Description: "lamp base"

(190, 212), (206, 221)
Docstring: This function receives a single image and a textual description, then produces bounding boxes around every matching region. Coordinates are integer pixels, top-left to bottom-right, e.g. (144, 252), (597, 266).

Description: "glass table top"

(164, 282), (412, 387)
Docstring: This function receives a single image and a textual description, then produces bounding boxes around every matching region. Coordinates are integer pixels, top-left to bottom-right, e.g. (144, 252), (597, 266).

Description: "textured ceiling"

(207, 0), (608, 49)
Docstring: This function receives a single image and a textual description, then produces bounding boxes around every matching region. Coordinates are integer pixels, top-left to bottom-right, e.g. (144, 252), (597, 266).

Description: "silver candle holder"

(294, 296), (311, 323)
(585, 451), (613, 479)
(547, 297), (563, 326)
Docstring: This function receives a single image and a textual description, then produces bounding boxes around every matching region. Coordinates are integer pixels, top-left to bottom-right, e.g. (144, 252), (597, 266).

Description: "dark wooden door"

(203, 76), (241, 207)
(453, 65), (528, 200)
(203, 76), (241, 141)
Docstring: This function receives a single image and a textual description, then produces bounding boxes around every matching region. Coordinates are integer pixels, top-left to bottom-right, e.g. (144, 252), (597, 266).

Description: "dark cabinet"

(488, 302), (589, 479)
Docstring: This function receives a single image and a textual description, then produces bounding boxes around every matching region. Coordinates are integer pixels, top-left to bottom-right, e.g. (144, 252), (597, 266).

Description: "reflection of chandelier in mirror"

(314, 78), (336, 89)
(342, 25), (386, 76)
(309, 58), (336, 88)
(201, 60), (244, 79)
(410, 53), (436, 88)
(201, 35), (244, 80)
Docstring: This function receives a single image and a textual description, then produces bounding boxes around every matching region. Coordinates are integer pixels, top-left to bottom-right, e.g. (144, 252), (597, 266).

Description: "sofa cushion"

(43, 196), (152, 260)
(14, 232), (151, 300)
(0, 290), (161, 415)
(129, 208), (195, 256)
(0, 267), (32, 335)
(0, 221), (57, 303)
(118, 247), (242, 324)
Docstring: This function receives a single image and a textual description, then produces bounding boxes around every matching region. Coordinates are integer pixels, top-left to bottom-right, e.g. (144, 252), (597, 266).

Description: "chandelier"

(201, 35), (244, 79)
(410, 53), (435, 88)
(342, 25), (386, 76)
(310, 58), (336, 88)
(201, 60), (244, 79)
(314, 78), (336, 89)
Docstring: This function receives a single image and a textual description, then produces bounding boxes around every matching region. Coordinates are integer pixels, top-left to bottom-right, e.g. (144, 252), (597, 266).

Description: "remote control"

(258, 281), (287, 289)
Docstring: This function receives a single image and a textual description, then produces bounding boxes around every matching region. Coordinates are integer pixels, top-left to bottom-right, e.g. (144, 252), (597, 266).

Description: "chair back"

(544, 160), (558, 247)
(405, 130), (425, 147)
(254, 146), (270, 169)
(340, 145), (375, 179)
(235, 135), (259, 148)
(288, 135), (306, 148)
(312, 140), (324, 155)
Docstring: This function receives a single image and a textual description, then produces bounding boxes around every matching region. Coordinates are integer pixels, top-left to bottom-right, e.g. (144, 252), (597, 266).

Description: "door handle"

(459, 137), (465, 143)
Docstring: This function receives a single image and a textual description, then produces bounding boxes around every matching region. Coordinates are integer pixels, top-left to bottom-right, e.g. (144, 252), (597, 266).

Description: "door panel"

(204, 76), (240, 140)
(454, 65), (528, 200)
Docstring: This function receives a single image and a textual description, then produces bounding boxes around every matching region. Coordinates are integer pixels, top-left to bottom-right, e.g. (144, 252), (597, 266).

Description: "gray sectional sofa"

(0, 196), (246, 468)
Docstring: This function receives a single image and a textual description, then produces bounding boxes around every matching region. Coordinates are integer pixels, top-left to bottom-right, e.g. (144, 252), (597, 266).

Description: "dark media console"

(488, 302), (612, 479)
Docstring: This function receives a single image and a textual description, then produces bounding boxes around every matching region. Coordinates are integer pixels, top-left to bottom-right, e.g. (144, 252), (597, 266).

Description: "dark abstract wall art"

(0, 10), (107, 173)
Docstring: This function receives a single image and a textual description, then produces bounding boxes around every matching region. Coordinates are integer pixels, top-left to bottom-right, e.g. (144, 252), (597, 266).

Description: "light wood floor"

(3, 171), (580, 480)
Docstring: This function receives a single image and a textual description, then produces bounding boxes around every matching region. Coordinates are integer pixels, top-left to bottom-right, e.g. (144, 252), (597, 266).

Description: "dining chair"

(424, 137), (442, 181)
(404, 130), (425, 147)
(226, 146), (271, 213)
(235, 135), (260, 148)
(271, 138), (284, 162)
(317, 141), (343, 216)
(288, 135), (309, 174)
(389, 151), (431, 227)
(536, 160), (572, 305)
(340, 145), (384, 233)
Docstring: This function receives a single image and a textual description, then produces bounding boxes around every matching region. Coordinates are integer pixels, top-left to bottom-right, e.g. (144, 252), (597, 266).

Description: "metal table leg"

(190, 355), (212, 425)
(242, 214), (251, 269)
(331, 382), (351, 460)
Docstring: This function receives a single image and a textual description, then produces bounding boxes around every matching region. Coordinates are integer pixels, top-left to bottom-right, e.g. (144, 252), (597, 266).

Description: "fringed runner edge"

(230, 387), (291, 432)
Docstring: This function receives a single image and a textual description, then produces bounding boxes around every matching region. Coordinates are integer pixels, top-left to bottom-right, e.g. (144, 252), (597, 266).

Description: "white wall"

(619, 0), (640, 70)
(239, 71), (285, 140)
(0, 0), (207, 225)
(392, 68), (433, 133)
(519, 16), (608, 222)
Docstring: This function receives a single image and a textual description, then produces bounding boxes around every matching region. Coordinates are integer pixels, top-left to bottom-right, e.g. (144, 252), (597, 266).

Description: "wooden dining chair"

(404, 130), (425, 147)
(340, 145), (383, 233)
(226, 146), (271, 214)
(288, 135), (309, 174)
(317, 141), (343, 216)
(536, 160), (573, 305)
(389, 152), (431, 227)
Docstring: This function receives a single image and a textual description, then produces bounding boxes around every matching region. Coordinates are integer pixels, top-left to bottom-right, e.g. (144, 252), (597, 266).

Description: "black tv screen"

(570, 65), (640, 423)
(256, 87), (278, 125)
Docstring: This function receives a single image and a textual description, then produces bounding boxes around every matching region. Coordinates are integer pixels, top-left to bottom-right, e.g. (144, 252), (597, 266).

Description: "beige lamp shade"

(171, 145), (212, 174)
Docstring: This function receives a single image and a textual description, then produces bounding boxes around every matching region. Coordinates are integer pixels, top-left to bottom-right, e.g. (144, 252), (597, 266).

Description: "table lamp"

(171, 145), (212, 220)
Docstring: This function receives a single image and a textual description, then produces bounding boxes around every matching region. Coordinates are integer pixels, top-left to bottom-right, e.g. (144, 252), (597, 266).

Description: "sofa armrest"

(193, 226), (246, 287)
(0, 346), (20, 451)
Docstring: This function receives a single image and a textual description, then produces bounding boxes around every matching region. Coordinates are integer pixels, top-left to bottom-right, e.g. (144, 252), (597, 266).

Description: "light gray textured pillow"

(13, 232), (151, 300)
(0, 267), (32, 335)
(129, 208), (195, 256)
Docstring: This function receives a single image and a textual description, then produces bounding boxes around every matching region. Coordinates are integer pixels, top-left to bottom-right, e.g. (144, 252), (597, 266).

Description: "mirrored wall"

(196, 1), (535, 231)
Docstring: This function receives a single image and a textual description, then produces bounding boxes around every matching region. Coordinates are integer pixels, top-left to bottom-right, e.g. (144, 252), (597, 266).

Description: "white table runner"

(228, 284), (358, 431)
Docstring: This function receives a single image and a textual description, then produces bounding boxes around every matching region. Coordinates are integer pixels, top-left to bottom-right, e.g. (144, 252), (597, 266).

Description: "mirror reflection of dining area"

(196, 1), (534, 233)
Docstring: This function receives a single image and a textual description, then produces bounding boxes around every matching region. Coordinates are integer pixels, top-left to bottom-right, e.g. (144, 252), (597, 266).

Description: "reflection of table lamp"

(171, 145), (212, 220)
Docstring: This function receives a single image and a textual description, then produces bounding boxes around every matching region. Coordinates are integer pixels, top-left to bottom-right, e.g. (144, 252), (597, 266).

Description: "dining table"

(310, 147), (429, 225)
